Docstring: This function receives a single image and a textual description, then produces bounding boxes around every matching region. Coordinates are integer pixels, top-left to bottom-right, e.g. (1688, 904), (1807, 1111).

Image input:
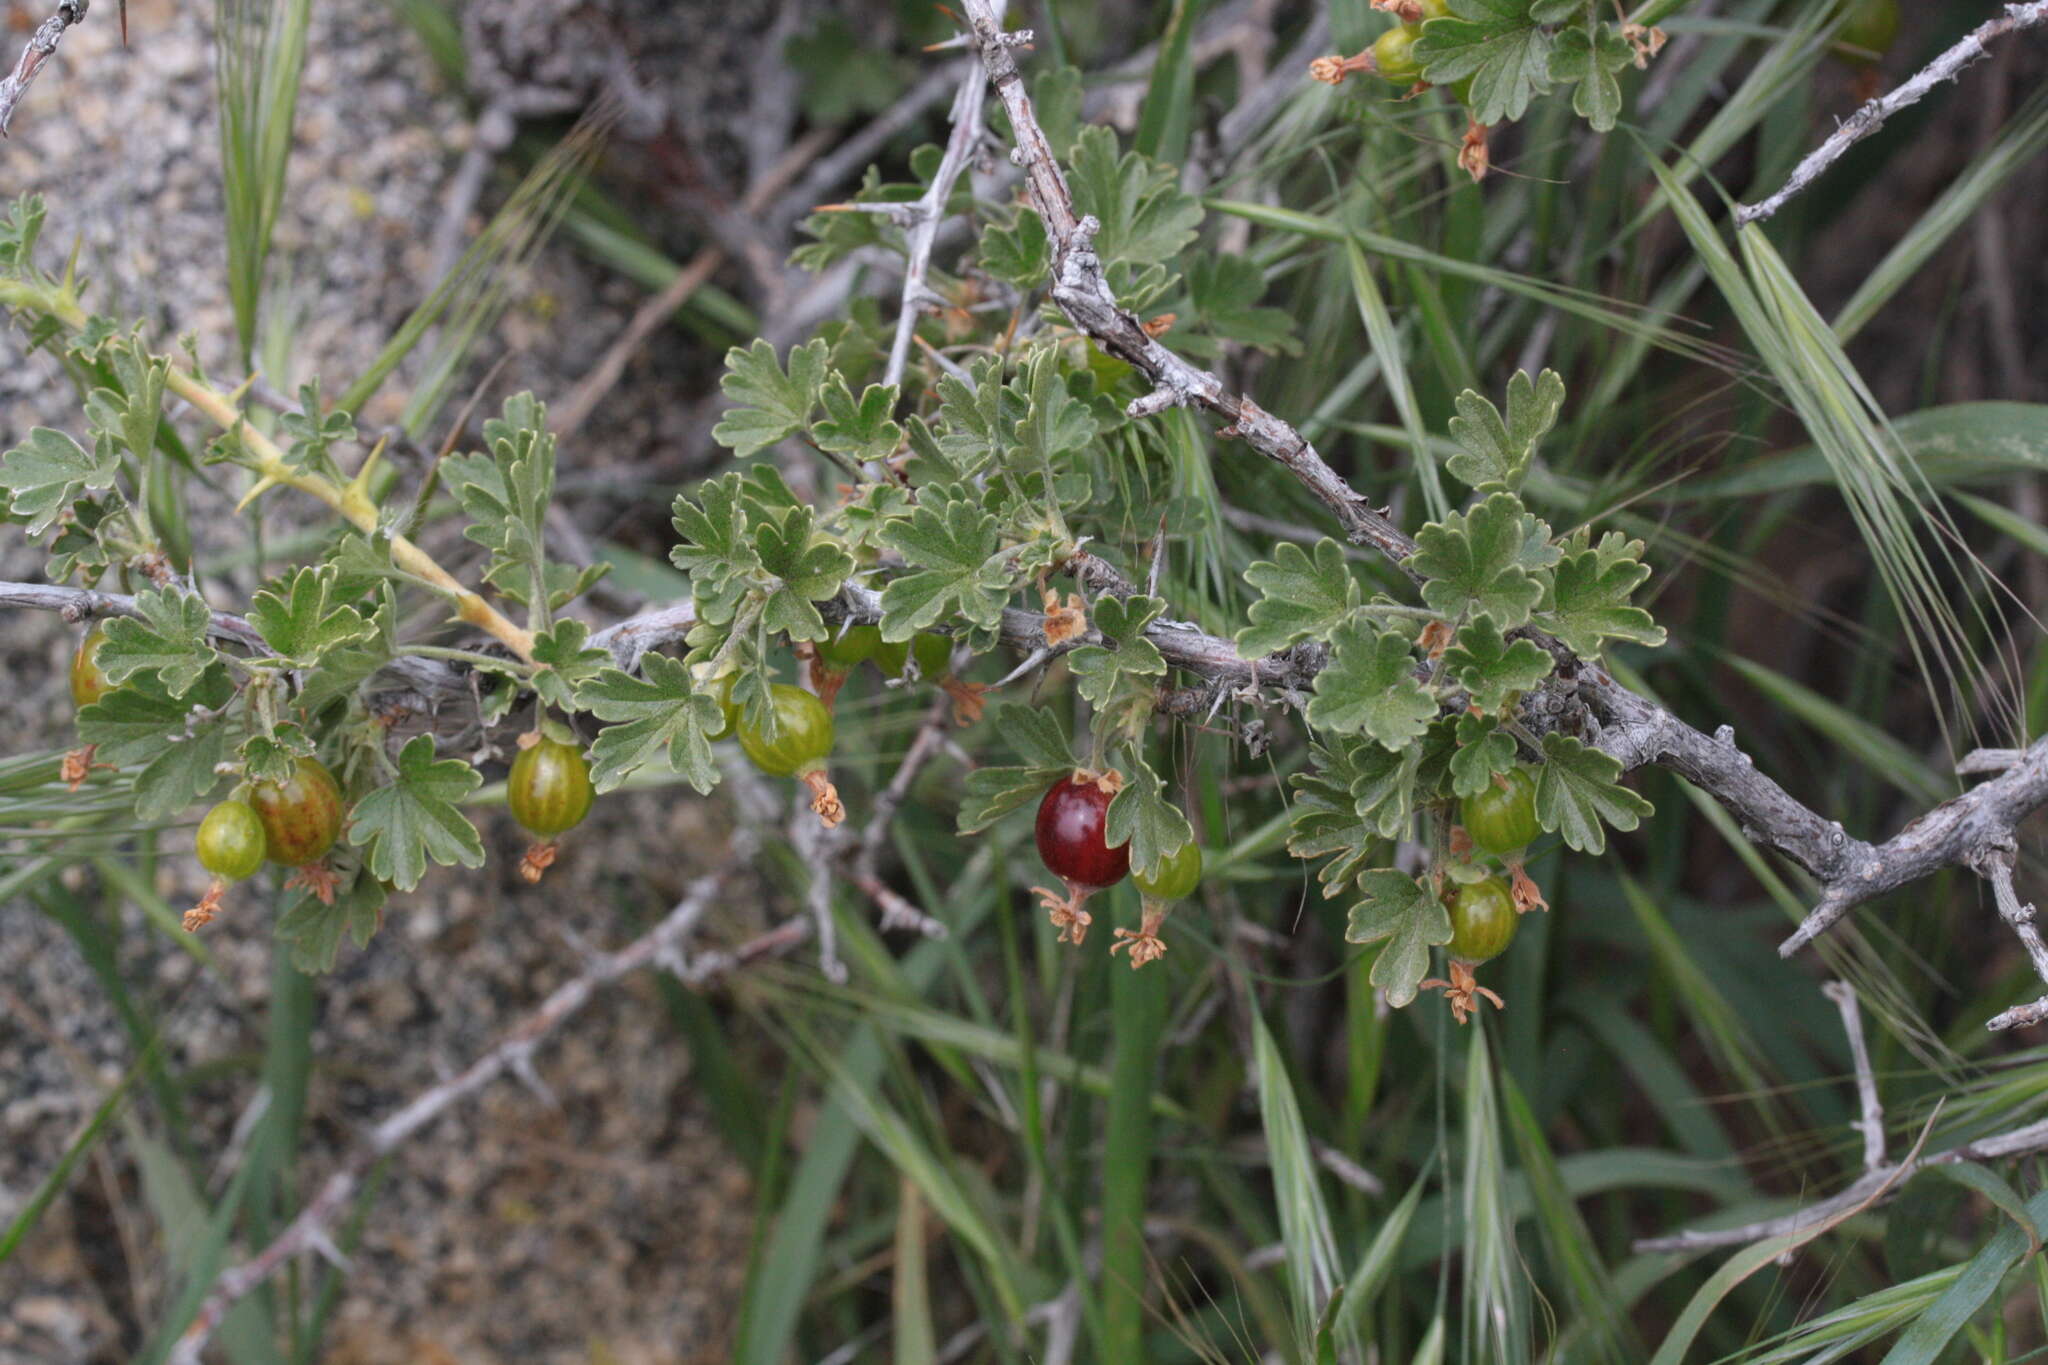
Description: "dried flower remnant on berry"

(1420, 959), (1505, 1025)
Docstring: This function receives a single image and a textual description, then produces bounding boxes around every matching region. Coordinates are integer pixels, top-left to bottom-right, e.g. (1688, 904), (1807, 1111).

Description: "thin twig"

(1735, 2), (2048, 227)
(845, 692), (955, 938)
(0, 0), (88, 137)
(1633, 1104), (2048, 1253)
(1821, 981), (1886, 1173)
(882, 61), (986, 389)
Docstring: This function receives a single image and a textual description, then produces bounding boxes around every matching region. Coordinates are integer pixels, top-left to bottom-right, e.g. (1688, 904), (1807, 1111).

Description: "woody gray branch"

(1736, 1), (2048, 227)
(0, 0), (87, 136)
(953, 0), (2048, 1004)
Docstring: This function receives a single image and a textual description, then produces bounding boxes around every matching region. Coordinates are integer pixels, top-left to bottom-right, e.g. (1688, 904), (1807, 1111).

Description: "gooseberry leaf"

(1183, 253), (1299, 356)
(1352, 738), (1423, 839)
(1067, 594), (1167, 709)
(92, 340), (169, 462)
(1104, 759), (1194, 882)
(1411, 0), (1568, 126)
(753, 503), (857, 642)
(1442, 613), (1553, 713)
(296, 584), (401, 715)
(1445, 369), (1565, 492)
(1067, 124), (1202, 270)
(1307, 618), (1436, 751)
(276, 862), (386, 974)
(1448, 713), (1517, 798)
(1535, 732), (1652, 854)
(132, 720), (228, 822)
(878, 494), (1011, 640)
(580, 653), (725, 795)
(711, 338), (830, 457)
(980, 207), (1050, 289)
(1288, 744), (1381, 893)
(77, 670), (232, 766)
(1344, 870), (1453, 1009)
(1406, 491), (1556, 629)
(346, 734), (485, 892)
(924, 357), (1018, 480)
(98, 589), (218, 698)
(1236, 538), (1360, 656)
(1550, 21), (1633, 132)
(0, 426), (121, 534)
(671, 474), (759, 625)
(239, 725), (315, 787)
(276, 380), (356, 472)
(1535, 530), (1666, 657)
(440, 393), (558, 607)
(957, 704), (1081, 833)
(812, 376), (903, 465)
(248, 566), (373, 667)
(1013, 345), (1099, 470)
(530, 618), (611, 712)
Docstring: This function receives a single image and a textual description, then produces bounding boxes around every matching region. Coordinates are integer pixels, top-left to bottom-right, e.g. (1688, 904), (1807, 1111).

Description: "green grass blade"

(1346, 239), (1446, 520)
(1879, 1188), (2048, 1365)
(0, 1058), (136, 1263)
(1103, 915), (1169, 1358)
(1332, 1169), (1426, 1339)
(1461, 1026), (1531, 1365)
(893, 1175), (937, 1365)
(1250, 1003), (1346, 1349)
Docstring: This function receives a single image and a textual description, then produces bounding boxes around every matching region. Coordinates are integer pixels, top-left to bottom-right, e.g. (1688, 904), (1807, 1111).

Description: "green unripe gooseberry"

(508, 736), (595, 838)
(1134, 839), (1203, 902)
(196, 800), (268, 883)
(737, 683), (836, 779)
(1371, 25), (1425, 84)
(1460, 768), (1540, 856)
(71, 621), (115, 708)
(1447, 876), (1517, 965)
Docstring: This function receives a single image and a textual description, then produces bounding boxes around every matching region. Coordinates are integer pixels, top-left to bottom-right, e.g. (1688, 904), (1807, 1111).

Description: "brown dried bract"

(284, 861), (340, 906)
(1508, 860), (1549, 915)
(1309, 51), (1376, 86)
(1418, 619), (1454, 660)
(942, 676), (987, 727)
(1076, 766), (1125, 797)
(802, 770), (846, 828)
(1459, 120), (1492, 182)
(1032, 884), (1095, 946)
(1140, 312), (1176, 338)
(183, 880), (226, 933)
(1420, 959), (1505, 1025)
(61, 744), (111, 791)
(519, 841), (559, 883)
(1372, 0), (1427, 20)
(1622, 23), (1667, 68)
(1041, 588), (1087, 647)
(1110, 904), (1170, 969)
(1448, 824), (1474, 859)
